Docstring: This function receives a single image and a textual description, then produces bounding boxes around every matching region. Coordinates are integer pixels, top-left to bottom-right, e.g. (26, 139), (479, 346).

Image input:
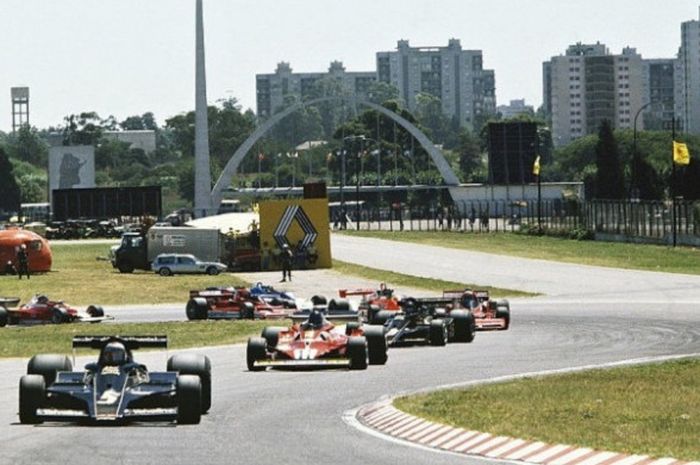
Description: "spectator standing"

(280, 244), (293, 282)
(17, 244), (30, 280)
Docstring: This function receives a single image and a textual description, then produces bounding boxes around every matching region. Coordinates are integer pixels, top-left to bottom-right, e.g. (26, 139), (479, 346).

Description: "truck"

(111, 226), (225, 273)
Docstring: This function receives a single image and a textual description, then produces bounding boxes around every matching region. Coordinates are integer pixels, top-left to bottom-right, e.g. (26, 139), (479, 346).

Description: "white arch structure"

(210, 97), (460, 207)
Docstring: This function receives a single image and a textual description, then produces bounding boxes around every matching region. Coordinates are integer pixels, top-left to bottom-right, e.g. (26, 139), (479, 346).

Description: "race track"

(1, 236), (698, 465)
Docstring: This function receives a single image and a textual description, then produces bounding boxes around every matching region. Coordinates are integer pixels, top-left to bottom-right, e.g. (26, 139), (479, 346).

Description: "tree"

(120, 112), (157, 131)
(594, 120), (625, 199)
(62, 112), (104, 146)
(6, 125), (49, 165)
(367, 82), (400, 105)
(0, 147), (21, 213)
(457, 129), (482, 182)
(414, 92), (451, 145)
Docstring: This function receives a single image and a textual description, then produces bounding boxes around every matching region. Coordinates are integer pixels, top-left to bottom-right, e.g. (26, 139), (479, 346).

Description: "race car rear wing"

(338, 289), (375, 298)
(411, 297), (455, 308)
(0, 297), (21, 308)
(72, 335), (168, 350)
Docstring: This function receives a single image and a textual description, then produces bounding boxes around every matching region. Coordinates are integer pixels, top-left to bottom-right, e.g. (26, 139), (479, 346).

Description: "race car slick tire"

(186, 298), (209, 320)
(310, 295), (327, 306)
(159, 267), (172, 277)
(372, 310), (395, 326)
(345, 322), (362, 336)
(496, 305), (511, 330)
(19, 375), (45, 424)
(117, 262), (134, 274)
(0, 307), (7, 327)
(347, 336), (368, 370)
(176, 375), (202, 425)
(86, 305), (104, 317)
(167, 354), (212, 414)
(206, 266), (219, 276)
(247, 337), (268, 372)
(261, 326), (285, 348)
(328, 298), (350, 312)
(363, 325), (388, 365)
(240, 302), (255, 320)
(429, 319), (448, 346)
(27, 354), (72, 385)
(451, 310), (476, 343)
(51, 309), (68, 324)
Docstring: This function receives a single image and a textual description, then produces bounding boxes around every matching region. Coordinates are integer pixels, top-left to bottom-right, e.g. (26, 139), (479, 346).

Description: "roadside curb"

(355, 400), (699, 465)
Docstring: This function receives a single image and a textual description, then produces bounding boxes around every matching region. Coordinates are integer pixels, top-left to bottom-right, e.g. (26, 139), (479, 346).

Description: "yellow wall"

(259, 198), (331, 269)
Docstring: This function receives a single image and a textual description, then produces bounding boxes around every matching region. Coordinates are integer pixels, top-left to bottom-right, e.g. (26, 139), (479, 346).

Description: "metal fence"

(333, 198), (700, 244)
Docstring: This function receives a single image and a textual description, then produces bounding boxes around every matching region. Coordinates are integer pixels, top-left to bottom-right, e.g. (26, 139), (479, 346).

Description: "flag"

(673, 141), (690, 165)
(292, 152), (299, 158)
(326, 152), (333, 162)
(532, 155), (541, 176)
(258, 152), (265, 161)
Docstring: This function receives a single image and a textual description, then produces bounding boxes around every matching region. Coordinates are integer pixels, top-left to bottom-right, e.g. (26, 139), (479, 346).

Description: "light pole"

(343, 135), (377, 230)
(632, 101), (653, 199)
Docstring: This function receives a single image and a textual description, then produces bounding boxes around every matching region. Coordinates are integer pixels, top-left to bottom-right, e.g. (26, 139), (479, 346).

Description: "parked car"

(151, 253), (227, 276)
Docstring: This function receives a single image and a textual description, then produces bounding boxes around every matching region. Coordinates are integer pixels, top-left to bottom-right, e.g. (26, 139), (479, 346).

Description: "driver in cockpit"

(302, 308), (328, 330)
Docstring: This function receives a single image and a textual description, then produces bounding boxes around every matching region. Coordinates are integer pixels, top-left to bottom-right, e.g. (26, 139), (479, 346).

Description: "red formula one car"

(442, 289), (510, 330)
(186, 286), (292, 321)
(0, 295), (112, 327)
(246, 309), (387, 371)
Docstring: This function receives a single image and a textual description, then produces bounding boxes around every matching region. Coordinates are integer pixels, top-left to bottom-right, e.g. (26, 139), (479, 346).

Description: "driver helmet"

(101, 341), (128, 366)
(307, 309), (325, 328)
(37, 295), (49, 304)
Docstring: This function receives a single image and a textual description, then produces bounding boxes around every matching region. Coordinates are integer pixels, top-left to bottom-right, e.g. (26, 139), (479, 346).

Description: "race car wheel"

(429, 319), (448, 346)
(51, 309), (68, 324)
(345, 322), (362, 336)
(239, 302), (255, 320)
(0, 307), (7, 327)
(261, 327), (285, 348)
(206, 266), (220, 276)
(451, 310), (476, 343)
(363, 325), (388, 365)
(186, 298), (209, 320)
(86, 305), (104, 317)
(347, 336), (368, 370)
(496, 303), (511, 330)
(19, 375), (45, 424)
(371, 310), (395, 326)
(176, 375), (202, 425)
(28, 354), (73, 385)
(247, 337), (268, 371)
(168, 354), (212, 414)
(310, 295), (327, 306)
(159, 267), (172, 277)
(328, 298), (350, 312)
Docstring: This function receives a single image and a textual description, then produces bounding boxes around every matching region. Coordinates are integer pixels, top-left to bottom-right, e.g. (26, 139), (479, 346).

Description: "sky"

(1, 0), (698, 132)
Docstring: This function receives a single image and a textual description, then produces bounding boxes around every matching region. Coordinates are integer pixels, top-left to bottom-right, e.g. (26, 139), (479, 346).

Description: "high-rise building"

(497, 99), (534, 119)
(376, 39), (496, 129)
(256, 61), (376, 118)
(677, 8), (700, 134)
(643, 59), (676, 130)
(543, 42), (644, 147)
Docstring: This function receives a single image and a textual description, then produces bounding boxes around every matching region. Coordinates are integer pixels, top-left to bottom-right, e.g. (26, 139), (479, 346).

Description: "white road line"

(607, 455), (649, 465)
(647, 459), (679, 465)
(527, 444), (572, 463)
(548, 448), (595, 465)
(468, 436), (510, 454)
(576, 451), (620, 465)
(505, 442), (549, 460)
(485, 438), (527, 458)
(453, 432), (492, 453)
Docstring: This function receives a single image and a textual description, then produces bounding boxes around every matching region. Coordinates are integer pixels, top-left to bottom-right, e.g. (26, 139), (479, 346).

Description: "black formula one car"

(372, 298), (476, 346)
(18, 335), (211, 425)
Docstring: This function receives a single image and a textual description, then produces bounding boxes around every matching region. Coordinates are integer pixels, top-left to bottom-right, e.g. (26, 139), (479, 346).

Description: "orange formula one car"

(186, 287), (292, 321)
(442, 289), (510, 330)
(246, 309), (387, 371)
(338, 283), (401, 321)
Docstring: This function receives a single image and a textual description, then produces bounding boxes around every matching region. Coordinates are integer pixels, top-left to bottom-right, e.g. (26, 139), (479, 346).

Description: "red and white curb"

(352, 400), (697, 465)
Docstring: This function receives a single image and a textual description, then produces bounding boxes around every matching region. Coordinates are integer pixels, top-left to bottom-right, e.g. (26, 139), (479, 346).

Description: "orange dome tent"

(0, 228), (52, 272)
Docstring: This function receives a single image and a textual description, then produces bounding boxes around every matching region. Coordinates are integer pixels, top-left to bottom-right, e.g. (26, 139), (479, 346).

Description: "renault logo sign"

(273, 205), (318, 249)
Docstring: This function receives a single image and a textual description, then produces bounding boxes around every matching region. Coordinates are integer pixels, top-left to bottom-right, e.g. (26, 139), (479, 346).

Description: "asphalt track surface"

(1, 235), (699, 465)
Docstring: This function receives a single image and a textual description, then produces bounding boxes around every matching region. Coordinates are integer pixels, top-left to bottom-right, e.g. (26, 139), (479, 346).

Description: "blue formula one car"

(249, 282), (297, 309)
(18, 335), (211, 425)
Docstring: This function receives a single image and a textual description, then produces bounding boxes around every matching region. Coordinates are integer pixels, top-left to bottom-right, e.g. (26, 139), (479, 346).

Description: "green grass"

(0, 320), (270, 359)
(395, 359), (700, 461)
(343, 231), (700, 275)
(332, 260), (535, 298)
(0, 244), (248, 305)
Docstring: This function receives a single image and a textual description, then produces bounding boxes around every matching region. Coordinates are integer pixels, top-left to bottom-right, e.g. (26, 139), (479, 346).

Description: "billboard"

(51, 186), (162, 221)
(487, 122), (538, 185)
(259, 198), (331, 269)
(48, 145), (96, 202)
